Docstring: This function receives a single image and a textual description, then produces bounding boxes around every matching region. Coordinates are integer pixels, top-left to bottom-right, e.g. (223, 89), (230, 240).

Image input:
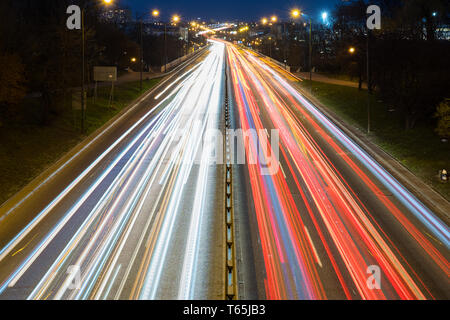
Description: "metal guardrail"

(224, 69), (237, 300)
(160, 45), (210, 73)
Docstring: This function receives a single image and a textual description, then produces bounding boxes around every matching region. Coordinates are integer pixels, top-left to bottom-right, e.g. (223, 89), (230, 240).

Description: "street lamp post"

(290, 9), (301, 71)
(160, 14), (181, 73)
(171, 15), (181, 72)
(268, 37), (272, 58)
(80, 0), (112, 133)
(291, 10), (312, 89)
(367, 30), (371, 134)
(283, 21), (288, 69)
(135, 9), (161, 93)
(151, 10), (170, 73)
(81, 7), (85, 133)
(140, 19), (143, 92)
(261, 18), (270, 57)
(309, 18), (312, 84)
(164, 22), (167, 73)
(150, 10), (165, 73)
(348, 43), (370, 134)
(270, 16), (277, 59)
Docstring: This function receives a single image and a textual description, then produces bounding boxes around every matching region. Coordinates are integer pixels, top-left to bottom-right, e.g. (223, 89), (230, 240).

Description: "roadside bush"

(435, 99), (450, 138)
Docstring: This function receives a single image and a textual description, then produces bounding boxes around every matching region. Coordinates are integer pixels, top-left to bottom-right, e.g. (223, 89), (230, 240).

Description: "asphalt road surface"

(0, 40), (448, 300)
(0, 41), (226, 300)
(226, 43), (449, 300)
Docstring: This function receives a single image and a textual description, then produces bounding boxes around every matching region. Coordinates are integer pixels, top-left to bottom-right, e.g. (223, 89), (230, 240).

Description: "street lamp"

(288, 9), (302, 70)
(268, 36), (273, 58)
(291, 9), (313, 85)
(349, 47), (356, 54)
(151, 9), (169, 73)
(261, 18), (268, 25)
(80, 0), (113, 133)
(291, 9), (301, 19)
(172, 15), (180, 24)
(171, 15), (182, 62)
(151, 10), (177, 73)
(136, 9), (158, 93)
(271, 16), (278, 23)
(136, 8), (163, 93)
(366, 30), (372, 133)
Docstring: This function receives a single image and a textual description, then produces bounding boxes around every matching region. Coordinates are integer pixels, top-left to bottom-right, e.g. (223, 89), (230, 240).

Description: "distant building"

(100, 8), (132, 24)
(436, 26), (450, 40)
(141, 23), (183, 37)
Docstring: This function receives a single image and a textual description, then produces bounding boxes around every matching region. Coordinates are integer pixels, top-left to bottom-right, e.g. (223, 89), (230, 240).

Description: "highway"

(0, 39), (448, 300)
(226, 44), (449, 300)
(0, 41), (226, 300)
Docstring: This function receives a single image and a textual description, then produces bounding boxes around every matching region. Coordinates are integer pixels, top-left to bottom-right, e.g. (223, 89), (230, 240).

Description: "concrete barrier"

(161, 45), (210, 73)
(245, 47), (291, 72)
(267, 57), (291, 73)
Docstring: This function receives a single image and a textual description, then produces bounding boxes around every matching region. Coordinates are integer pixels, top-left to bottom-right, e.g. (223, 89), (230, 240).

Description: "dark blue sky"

(120, 0), (340, 21)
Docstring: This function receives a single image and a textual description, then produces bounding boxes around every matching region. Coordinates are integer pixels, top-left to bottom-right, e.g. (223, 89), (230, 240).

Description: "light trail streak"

(178, 45), (225, 300)
(139, 41), (225, 300)
(226, 43), (449, 300)
(0, 41), (226, 300)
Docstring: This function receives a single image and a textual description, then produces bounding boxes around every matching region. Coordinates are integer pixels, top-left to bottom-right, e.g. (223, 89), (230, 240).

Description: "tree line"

(258, 0), (449, 133)
(0, 0), (201, 127)
(330, 0), (449, 131)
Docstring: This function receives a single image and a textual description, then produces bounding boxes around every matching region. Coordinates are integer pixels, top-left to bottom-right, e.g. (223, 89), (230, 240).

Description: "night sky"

(120, 0), (341, 21)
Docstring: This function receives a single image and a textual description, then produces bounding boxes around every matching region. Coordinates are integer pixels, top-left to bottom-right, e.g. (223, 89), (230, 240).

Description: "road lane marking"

(304, 226), (323, 268)
(11, 234), (38, 258)
(102, 264), (121, 300)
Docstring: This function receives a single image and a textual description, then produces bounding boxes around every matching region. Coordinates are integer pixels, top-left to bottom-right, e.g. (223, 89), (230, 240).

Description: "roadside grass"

(298, 80), (450, 201)
(0, 78), (161, 205)
(317, 72), (359, 83)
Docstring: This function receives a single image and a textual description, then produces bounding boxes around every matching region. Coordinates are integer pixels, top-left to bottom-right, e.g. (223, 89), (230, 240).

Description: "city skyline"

(121, 0), (340, 21)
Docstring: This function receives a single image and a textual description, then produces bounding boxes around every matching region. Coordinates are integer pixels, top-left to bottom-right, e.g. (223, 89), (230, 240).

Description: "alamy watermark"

(168, 126), (280, 176)
(66, 5), (81, 30)
(66, 4), (382, 31)
(367, 5), (381, 30)
(66, 265), (81, 291)
(366, 265), (381, 290)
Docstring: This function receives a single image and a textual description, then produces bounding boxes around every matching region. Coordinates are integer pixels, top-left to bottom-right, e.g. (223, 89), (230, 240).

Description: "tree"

(328, 0), (450, 130)
(332, 0), (368, 89)
(0, 54), (26, 106)
(435, 99), (450, 139)
(371, 0), (450, 129)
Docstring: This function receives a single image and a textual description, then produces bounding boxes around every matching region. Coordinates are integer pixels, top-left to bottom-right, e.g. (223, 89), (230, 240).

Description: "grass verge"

(0, 78), (161, 205)
(298, 80), (450, 201)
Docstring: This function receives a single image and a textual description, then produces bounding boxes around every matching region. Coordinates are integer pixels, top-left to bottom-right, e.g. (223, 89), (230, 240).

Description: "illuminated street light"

(152, 9), (160, 17)
(131, 57), (137, 62)
(322, 12), (328, 22)
(239, 26), (249, 32)
(349, 47), (356, 54)
(79, 0), (113, 132)
(261, 18), (268, 25)
(172, 15), (180, 23)
(271, 16), (278, 23)
(291, 9), (301, 19)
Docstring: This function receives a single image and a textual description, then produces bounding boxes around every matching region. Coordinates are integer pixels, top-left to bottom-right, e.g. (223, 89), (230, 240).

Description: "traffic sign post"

(93, 66), (117, 107)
